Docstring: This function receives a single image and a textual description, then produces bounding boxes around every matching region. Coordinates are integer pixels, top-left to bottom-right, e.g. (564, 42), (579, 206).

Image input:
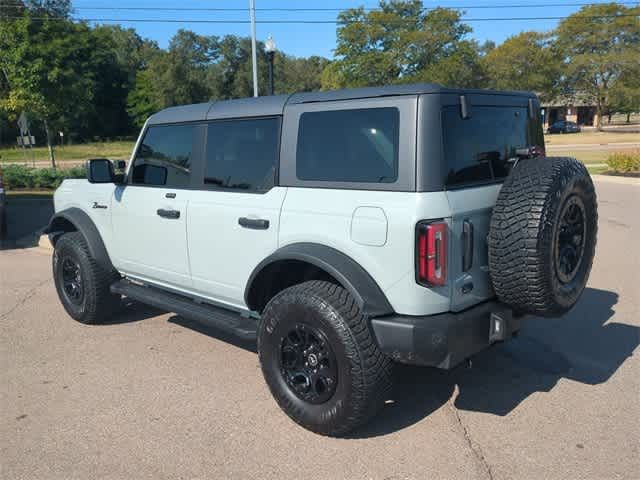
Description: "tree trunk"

(43, 119), (56, 169)
(595, 101), (603, 131)
(627, 112), (631, 124)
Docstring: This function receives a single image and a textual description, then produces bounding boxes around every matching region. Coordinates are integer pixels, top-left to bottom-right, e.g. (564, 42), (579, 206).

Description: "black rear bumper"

(370, 301), (522, 369)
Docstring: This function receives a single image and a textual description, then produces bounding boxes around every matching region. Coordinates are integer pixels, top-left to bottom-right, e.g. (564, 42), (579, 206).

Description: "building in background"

(542, 92), (598, 129)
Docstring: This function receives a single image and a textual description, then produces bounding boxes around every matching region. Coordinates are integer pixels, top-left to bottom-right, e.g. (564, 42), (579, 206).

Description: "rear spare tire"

(488, 157), (597, 317)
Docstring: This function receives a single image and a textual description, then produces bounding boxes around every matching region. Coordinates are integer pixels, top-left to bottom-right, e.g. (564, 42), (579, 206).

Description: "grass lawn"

(0, 141), (135, 164)
(586, 165), (609, 175)
(547, 150), (610, 164)
(544, 131), (640, 146)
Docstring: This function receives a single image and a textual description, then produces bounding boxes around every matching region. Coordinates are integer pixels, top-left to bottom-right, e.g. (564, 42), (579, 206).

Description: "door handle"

(238, 217), (269, 230)
(157, 208), (180, 219)
(462, 220), (474, 272)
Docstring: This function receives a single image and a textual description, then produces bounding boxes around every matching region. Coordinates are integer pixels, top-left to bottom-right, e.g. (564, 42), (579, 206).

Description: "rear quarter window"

(442, 105), (542, 187)
(296, 107), (399, 183)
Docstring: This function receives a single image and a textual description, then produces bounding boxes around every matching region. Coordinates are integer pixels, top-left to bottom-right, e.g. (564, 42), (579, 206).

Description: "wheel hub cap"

(280, 323), (338, 404)
(61, 257), (83, 304)
(554, 195), (587, 284)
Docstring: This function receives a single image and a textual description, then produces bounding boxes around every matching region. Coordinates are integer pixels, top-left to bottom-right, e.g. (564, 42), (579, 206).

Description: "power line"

(2, 1), (639, 12)
(36, 2), (640, 11)
(2, 14), (638, 24)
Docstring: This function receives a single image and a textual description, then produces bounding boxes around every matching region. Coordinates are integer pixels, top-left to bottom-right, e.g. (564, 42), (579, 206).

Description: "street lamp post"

(265, 34), (276, 96)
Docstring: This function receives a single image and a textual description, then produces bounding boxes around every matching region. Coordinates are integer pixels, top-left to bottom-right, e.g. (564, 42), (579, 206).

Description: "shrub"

(607, 151), (640, 173)
(1, 164), (86, 190)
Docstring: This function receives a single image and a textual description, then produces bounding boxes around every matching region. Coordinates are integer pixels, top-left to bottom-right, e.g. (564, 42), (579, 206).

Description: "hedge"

(607, 151), (640, 173)
(1, 164), (86, 190)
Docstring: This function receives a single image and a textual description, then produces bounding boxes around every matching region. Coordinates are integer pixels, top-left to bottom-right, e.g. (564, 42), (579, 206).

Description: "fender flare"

(245, 243), (394, 317)
(44, 207), (114, 272)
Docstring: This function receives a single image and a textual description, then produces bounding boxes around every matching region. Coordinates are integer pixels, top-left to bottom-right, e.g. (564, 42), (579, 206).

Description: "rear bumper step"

(110, 279), (257, 340)
(370, 301), (522, 369)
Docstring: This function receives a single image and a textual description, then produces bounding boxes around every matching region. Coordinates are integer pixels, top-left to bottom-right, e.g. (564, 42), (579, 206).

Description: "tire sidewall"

(53, 234), (94, 322)
(258, 289), (356, 433)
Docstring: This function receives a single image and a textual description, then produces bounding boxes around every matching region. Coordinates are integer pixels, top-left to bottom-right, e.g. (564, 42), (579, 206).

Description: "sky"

(72, 0), (636, 58)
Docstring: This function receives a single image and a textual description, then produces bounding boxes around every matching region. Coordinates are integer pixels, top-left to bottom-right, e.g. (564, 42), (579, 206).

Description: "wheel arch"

(45, 207), (114, 272)
(245, 243), (394, 317)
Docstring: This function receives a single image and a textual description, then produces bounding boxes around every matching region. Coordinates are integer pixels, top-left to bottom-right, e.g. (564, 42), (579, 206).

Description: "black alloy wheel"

(280, 323), (338, 404)
(554, 195), (586, 285)
(60, 256), (84, 305)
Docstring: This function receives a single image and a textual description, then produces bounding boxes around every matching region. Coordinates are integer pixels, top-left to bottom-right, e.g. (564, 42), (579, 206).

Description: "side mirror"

(87, 159), (126, 184)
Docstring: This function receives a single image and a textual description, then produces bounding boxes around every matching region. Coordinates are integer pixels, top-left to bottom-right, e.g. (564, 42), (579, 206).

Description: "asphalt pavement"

(1, 177), (638, 479)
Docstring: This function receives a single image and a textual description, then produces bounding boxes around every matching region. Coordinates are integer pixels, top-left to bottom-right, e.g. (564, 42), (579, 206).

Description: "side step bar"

(110, 279), (257, 340)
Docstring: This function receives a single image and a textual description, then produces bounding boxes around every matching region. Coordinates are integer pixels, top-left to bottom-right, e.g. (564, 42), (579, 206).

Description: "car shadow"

(351, 287), (637, 438)
(167, 315), (257, 354)
(100, 298), (167, 325)
(95, 287), (635, 438)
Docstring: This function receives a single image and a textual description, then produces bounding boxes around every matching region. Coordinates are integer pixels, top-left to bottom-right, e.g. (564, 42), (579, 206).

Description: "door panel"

(188, 188), (287, 309)
(111, 186), (192, 288)
(187, 116), (284, 310)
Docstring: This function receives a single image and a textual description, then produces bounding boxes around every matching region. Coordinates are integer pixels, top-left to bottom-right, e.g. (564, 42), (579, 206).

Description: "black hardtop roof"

(146, 83), (536, 125)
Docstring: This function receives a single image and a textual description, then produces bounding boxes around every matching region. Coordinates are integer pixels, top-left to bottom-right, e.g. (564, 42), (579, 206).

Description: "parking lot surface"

(1, 178), (638, 479)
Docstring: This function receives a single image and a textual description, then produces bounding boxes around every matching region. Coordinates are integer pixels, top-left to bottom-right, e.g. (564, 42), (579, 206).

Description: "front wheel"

(258, 281), (393, 436)
(53, 232), (120, 324)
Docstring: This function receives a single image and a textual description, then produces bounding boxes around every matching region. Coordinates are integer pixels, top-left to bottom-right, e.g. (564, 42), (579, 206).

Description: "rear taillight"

(416, 221), (447, 287)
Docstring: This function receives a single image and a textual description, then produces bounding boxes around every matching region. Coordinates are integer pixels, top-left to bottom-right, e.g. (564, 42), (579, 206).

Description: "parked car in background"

(0, 167), (6, 239)
(547, 120), (581, 134)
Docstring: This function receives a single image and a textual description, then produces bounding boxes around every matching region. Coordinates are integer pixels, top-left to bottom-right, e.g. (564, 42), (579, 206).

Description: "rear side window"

(205, 117), (280, 192)
(296, 108), (399, 183)
(442, 105), (541, 187)
(131, 124), (194, 188)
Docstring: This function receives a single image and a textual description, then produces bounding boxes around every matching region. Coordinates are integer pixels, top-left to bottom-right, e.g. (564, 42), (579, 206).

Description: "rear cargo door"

(441, 102), (543, 312)
(446, 186), (501, 312)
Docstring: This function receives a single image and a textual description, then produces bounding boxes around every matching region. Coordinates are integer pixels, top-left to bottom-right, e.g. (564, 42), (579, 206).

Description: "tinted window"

(132, 124), (194, 188)
(442, 105), (541, 187)
(296, 108), (399, 183)
(205, 118), (280, 192)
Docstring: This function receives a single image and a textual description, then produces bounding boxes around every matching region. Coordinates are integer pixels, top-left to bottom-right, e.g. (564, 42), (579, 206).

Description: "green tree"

(90, 25), (160, 136)
(0, 12), (97, 165)
(127, 69), (162, 128)
(24, 0), (71, 17)
(325, 1), (479, 88)
(554, 3), (640, 129)
(126, 30), (218, 123)
(275, 55), (329, 94)
(609, 73), (640, 123)
(482, 32), (560, 101)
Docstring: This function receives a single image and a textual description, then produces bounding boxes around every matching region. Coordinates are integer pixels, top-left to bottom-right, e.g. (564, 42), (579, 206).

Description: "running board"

(110, 279), (257, 340)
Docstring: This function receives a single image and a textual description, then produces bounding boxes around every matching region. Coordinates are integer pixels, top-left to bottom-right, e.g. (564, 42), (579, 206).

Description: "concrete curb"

(592, 174), (640, 186)
(38, 234), (53, 251)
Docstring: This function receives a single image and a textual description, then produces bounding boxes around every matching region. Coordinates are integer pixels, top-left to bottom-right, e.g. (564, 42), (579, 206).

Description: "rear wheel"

(53, 232), (120, 324)
(258, 280), (393, 436)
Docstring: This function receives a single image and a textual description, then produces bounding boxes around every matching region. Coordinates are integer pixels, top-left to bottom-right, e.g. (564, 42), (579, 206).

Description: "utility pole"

(249, 0), (258, 97)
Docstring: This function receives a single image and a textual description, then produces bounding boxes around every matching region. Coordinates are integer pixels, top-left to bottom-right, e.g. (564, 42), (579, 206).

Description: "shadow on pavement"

(100, 299), (167, 325)
(351, 287), (637, 438)
(93, 285), (636, 438)
(167, 315), (258, 353)
(0, 194), (53, 250)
